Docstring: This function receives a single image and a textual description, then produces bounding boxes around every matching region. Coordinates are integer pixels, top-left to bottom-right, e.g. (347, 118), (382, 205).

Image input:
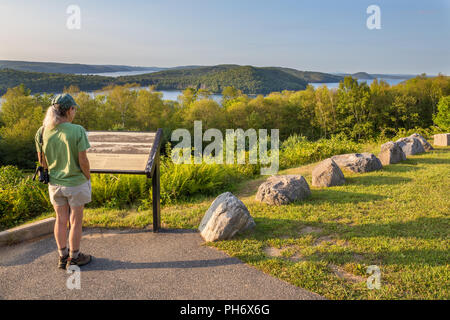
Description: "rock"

(199, 192), (255, 242)
(378, 141), (406, 165)
(255, 175), (311, 205)
(395, 137), (425, 156)
(331, 153), (383, 173)
(433, 133), (450, 146)
(408, 133), (433, 151)
(312, 158), (345, 187)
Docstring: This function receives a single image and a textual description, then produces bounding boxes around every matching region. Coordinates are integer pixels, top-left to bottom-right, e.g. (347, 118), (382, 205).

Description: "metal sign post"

(86, 128), (163, 232)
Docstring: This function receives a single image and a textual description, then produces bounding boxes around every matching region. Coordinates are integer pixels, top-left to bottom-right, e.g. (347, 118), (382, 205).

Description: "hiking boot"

(66, 252), (92, 268)
(58, 254), (69, 269)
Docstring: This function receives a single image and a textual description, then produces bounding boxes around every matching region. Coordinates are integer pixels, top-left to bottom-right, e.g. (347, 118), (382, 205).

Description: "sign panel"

(86, 131), (156, 174)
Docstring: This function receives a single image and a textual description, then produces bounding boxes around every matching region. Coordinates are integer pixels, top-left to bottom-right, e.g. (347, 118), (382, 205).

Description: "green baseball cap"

(52, 93), (79, 111)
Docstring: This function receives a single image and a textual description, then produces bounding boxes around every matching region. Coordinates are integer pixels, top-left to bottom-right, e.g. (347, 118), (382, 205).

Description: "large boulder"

(255, 175), (311, 205)
(395, 137), (425, 156)
(199, 192), (255, 242)
(433, 133), (450, 146)
(408, 133), (433, 151)
(312, 158), (345, 187)
(331, 153), (383, 173)
(378, 141), (406, 165)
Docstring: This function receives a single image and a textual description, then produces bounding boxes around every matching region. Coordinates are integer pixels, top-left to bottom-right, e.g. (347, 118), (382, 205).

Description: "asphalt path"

(0, 228), (323, 300)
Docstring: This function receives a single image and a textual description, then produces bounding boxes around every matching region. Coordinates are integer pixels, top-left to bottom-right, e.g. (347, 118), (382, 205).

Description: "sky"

(0, 0), (449, 74)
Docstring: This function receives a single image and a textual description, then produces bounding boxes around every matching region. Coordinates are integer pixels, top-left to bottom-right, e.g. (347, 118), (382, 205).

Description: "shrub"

(0, 166), (52, 230)
(279, 133), (361, 169)
(433, 96), (450, 131)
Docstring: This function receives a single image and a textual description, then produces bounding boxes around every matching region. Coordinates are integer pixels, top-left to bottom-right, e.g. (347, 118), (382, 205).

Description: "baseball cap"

(51, 93), (79, 111)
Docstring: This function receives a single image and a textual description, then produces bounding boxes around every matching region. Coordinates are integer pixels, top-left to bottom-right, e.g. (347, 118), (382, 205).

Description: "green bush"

(90, 174), (150, 208)
(279, 133), (361, 169)
(0, 166), (52, 230)
(90, 151), (256, 209)
(433, 96), (450, 131)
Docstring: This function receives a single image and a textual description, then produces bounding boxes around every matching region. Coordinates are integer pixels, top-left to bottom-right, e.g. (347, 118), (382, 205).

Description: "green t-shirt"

(35, 123), (91, 187)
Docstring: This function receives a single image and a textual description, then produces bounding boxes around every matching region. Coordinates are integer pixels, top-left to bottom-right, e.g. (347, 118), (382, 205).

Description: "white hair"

(43, 105), (68, 130)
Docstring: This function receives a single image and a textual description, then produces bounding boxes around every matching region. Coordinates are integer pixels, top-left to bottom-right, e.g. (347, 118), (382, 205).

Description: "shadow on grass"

(345, 175), (412, 186)
(250, 216), (448, 241)
(235, 216), (449, 267)
(381, 164), (421, 173)
(411, 157), (450, 165)
(309, 189), (387, 204)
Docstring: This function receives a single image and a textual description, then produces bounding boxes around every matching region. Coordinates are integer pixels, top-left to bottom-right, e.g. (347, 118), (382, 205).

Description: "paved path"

(0, 228), (323, 300)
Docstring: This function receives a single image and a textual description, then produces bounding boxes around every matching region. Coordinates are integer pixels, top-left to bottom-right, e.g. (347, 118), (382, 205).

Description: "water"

(309, 78), (407, 89)
(80, 70), (159, 77)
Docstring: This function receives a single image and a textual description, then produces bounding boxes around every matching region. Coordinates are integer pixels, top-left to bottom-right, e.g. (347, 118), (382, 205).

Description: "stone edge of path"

(0, 217), (55, 247)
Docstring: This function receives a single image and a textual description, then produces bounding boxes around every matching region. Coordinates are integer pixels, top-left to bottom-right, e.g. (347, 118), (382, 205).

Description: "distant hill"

(265, 67), (344, 83)
(350, 72), (375, 80)
(115, 65), (309, 94)
(0, 68), (115, 95)
(1, 63), (422, 96)
(0, 65), (308, 95)
(0, 60), (164, 74)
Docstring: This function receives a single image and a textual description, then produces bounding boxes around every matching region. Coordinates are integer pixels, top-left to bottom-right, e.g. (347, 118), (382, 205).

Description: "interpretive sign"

(86, 129), (163, 231)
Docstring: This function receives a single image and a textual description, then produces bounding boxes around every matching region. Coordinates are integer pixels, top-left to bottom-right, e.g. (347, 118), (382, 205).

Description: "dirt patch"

(264, 246), (283, 257)
(264, 245), (305, 262)
(288, 252), (305, 262)
(299, 226), (323, 235)
(329, 264), (365, 283)
(313, 235), (336, 246)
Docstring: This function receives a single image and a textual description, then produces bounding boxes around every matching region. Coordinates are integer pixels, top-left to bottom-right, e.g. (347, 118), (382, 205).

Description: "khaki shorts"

(48, 180), (92, 208)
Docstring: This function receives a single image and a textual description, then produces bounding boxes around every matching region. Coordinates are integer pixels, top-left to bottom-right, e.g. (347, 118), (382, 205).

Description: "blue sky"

(0, 0), (449, 74)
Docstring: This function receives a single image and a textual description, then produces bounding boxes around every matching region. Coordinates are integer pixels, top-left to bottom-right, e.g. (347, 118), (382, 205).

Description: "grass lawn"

(80, 147), (450, 299)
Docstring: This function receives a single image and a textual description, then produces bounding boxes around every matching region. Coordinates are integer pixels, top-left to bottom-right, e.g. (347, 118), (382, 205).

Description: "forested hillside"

(115, 65), (309, 93)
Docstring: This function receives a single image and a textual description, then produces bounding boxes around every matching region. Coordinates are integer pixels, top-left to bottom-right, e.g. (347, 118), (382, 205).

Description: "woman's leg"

(54, 204), (69, 250)
(68, 205), (84, 252)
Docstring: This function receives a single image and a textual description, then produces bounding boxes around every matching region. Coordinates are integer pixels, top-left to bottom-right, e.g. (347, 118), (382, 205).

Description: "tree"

(134, 88), (173, 131)
(0, 85), (44, 168)
(433, 96), (450, 131)
(336, 77), (373, 140)
(104, 84), (138, 129)
(314, 85), (337, 138)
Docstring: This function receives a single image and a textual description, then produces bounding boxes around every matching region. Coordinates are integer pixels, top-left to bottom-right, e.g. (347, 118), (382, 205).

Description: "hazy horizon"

(1, 0), (449, 75)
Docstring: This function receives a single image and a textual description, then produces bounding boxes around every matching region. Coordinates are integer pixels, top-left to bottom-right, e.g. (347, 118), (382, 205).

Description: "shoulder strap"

(39, 126), (47, 168)
(40, 126), (45, 146)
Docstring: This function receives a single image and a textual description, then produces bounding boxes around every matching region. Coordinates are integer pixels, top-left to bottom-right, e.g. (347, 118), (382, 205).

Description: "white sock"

(58, 247), (69, 257)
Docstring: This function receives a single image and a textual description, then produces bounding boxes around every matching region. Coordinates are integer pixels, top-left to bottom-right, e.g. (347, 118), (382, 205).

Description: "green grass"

(92, 147), (448, 300)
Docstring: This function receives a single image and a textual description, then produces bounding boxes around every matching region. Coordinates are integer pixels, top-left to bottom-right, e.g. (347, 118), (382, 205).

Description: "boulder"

(395, 137), (425, 156)
(312, 158), (345, 187)
(331, 153), (383, 173)
(433, 133), (450, 146)
(408, 133), (433, 151)
(378, 141), (406, 165)
(255, 175), (311, 205)
(199, 192), (255, 242)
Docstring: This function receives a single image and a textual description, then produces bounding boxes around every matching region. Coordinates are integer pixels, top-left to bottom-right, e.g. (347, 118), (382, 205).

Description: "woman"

(35, 93), (92, 269)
